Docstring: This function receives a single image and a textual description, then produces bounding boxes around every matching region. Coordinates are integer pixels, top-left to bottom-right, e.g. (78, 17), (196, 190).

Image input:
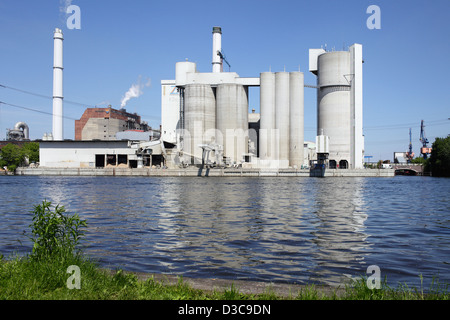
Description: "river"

(0, 175), (448, 289)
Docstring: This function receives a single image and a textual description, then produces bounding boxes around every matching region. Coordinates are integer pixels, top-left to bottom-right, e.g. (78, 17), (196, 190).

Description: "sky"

(0, 0), (449, 161)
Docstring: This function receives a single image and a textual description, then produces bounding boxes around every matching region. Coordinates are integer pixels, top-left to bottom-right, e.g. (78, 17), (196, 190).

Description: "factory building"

(309, 45), (364, 169)
(74, 106), (151, 141)
(161, 27), (306, 169)
(36, 26), (365, 172)
(39, 140), (163, 168)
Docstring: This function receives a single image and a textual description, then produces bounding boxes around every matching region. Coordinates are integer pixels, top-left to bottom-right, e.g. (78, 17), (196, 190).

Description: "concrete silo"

(309, 44), (364, 169)
(275, 72), (290, 163)
(289, 72), (304, 168)
(259, 72), (276, 160)
(184, 84), (216, 163)
(216, 83), (249, 164)
(258, 71), (304, 168)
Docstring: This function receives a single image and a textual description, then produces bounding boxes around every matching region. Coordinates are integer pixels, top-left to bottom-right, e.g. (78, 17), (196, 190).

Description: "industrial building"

(161, 26), (307, 169)
(160, 27), (363, 170)
(74, 106), (152, 140)
(36, 26), (365, 172)
(39, 140), (164, 168)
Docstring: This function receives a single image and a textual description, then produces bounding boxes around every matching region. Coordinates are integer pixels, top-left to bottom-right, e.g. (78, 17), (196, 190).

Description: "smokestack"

(52, 28), (64, 140)
(212, 26), (222, 73)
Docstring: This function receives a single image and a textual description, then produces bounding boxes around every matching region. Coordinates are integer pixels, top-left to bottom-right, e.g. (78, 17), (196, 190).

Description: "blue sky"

(0, 0), (448, 161)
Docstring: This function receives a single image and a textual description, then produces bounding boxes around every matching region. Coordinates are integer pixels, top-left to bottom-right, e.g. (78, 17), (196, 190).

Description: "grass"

(0, 253), (448, 300)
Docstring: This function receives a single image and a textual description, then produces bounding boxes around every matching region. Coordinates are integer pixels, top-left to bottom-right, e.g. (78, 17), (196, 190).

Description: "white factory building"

(160, 26), (364, 169)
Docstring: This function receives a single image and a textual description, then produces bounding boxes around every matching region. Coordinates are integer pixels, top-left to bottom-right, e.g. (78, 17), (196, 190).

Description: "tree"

(22, 142), (40, 163)
(429, 135), (450, 177)
(0, 143), (24, 171)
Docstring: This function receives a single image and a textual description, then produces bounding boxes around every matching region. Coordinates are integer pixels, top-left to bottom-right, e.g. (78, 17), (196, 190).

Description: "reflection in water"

(0, 175), (448, 288)
(309, 178), (369, 285)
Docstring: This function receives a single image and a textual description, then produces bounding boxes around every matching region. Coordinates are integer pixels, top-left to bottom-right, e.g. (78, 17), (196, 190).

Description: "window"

(329, 160), (337, 169)
(339, 160), (348, 169)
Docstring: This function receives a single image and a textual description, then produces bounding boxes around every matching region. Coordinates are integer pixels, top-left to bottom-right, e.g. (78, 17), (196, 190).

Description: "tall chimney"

(52, 28), (64, 140)
(212, 26), (222, 73)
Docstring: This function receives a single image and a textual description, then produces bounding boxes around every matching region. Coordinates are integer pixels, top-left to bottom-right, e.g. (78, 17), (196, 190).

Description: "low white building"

(39, 140), (163, 168)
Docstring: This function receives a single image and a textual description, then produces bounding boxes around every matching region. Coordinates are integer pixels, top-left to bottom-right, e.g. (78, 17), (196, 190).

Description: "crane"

(217, 50), (231, 72)
(406, 128), (414, 163)
(419, 120), (432, 159)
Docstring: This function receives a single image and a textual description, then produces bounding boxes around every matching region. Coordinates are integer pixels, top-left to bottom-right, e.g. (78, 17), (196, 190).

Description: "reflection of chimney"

(212, 26), (222, 73)
(52, 28), (64, 140)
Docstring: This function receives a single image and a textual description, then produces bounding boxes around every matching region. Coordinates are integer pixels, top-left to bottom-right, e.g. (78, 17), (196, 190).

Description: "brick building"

(75, 106), (150, 140)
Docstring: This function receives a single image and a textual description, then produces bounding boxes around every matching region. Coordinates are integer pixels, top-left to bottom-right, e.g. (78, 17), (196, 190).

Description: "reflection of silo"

(216, 84), (248, 163)
(259, 72), (275, 160)
(317, 51), (351, 167)
(289, 72), (304, 168)
(184, 84), (216, 162)
(275, 72), (290, 162)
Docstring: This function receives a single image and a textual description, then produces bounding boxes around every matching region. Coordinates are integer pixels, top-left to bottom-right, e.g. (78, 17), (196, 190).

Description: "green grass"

(0, 253), (448, 300)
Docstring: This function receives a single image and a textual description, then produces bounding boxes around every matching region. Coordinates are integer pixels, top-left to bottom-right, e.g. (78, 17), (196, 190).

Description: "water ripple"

(0, 175), (448, 288)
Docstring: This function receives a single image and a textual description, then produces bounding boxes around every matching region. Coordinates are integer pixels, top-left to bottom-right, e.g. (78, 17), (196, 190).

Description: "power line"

(0, 83), (96, 108)
(0, 83), (161, 121)
(0, 101), (78, 121)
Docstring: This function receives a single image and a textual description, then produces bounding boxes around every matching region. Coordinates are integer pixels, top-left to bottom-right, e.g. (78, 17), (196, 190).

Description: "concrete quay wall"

(16, 167), (395, 177)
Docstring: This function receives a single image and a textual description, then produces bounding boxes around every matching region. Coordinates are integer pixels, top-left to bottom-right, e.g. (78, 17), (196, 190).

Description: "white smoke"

(59, 0), (72, 24)
(120, 76), (151, 109)
(60, 0), (72, 13)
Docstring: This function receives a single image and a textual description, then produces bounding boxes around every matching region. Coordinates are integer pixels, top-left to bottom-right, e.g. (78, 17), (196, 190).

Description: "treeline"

(411, 135), (450, 177)
(0, 142), (39, 172)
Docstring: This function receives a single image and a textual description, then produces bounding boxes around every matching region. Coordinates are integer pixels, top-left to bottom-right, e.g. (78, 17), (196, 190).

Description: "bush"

(22, 142), (40, 163)
(26, 200), (87, 260)
(429, 135), (450, 177)
(0, 143), (24, 171)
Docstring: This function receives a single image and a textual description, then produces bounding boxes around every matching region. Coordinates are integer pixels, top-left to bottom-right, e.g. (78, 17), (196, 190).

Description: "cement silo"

(289, 72), (304, 168)
(216, 83), (249, 163)
(275, 72), (290, 163)
(310, 45), (364, 169)
(317, 51), (351, 168)
(184, 84), (216, 163)
(259, 72), (276, 160)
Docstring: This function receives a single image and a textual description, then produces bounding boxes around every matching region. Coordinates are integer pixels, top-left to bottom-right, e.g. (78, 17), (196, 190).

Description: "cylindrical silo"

(259, 72), (275, 160)
(216, 83), (248, 163)
(275, 72), (290, 162)
(175, 61), (196, 86)
(317, 51), (351, 167)
(184, 84), (216, 163)
(289, 72), (304, 168)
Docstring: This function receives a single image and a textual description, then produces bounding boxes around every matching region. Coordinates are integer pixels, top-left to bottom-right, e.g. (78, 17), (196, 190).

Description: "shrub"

(27, 200), (87, 260)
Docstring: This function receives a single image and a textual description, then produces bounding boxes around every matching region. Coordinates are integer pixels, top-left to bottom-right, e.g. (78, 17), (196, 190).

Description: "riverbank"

(0, 254), (448, 300)
(15, 167), (396, 177)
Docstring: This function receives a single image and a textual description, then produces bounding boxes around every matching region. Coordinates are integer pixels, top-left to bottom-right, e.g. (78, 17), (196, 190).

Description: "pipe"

(14, 122), (29, 140)
(52, 28), (64, 140)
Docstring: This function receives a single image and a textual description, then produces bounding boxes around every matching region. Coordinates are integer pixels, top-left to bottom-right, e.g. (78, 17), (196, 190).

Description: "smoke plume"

(59, 0), (72, 25)
(120, 76), (151, 108)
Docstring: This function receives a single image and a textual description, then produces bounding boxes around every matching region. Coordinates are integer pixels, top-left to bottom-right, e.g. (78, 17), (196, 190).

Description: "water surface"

(0, 175), (448, 288)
